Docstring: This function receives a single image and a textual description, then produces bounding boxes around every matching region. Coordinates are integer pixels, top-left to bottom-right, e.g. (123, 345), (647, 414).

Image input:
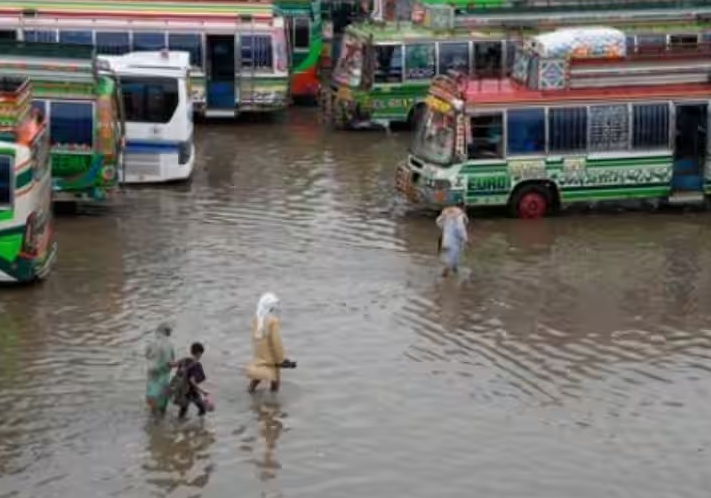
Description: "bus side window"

(438, 42), (469, 75)
(669, 33), (699, 52)
(589, 104), (629, 152)
(473, 41), (502, 78)
(24, 30), (57, 43)
(632, 103), (670, 150)
(96, 32), (130, 55)
(404, 43), (435, 81)
(507, 108), (545, 155)
(168, 33), (203, 68)
(294, 17), (310, 50)
(59, 30), (92, 45)
(0, 155), (11, 205)
(373, 44), (403, 83)
(468, 113), (503, 160)
(548, 107), (587, 153)
(133, 32), (166, 52)
(242, 35), (274, 69)
(636, 34), (666, 54)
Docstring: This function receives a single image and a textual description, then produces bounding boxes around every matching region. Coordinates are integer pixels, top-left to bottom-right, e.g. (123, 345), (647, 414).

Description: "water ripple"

(1, 113), (710, 497)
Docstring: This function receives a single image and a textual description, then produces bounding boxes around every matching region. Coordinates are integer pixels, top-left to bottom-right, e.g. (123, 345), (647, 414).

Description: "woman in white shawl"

(245, 292), (295, 393)
(437, 201), (469, 277)
(145, 322), (176, 416)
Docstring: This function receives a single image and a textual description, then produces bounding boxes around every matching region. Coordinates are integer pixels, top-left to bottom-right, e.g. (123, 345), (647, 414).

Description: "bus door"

(672, 102), (708, 194)
(205, 34), (236, 114)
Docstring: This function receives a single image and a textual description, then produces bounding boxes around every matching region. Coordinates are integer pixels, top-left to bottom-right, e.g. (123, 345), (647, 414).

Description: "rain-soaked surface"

(1, 108), (711, 498)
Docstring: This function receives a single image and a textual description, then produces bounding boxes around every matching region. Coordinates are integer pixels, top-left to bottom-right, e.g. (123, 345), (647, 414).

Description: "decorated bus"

(0, 0), (290, 118)
(396, 27), (711, 218)
(325, 1), (711, 130)
(0, 41), (125, 203)
(0, 77), (56, 283)
(277, 0), (323, 101)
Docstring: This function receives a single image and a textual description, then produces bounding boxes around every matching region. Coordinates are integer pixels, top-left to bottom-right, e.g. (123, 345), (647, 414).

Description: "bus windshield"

(411, 107), (456, 166)
(333, 34), (363, 87)
(120, 76), (180, 123)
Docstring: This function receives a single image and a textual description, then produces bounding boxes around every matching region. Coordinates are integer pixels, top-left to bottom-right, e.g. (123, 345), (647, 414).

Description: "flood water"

(1, 108), (711, 498)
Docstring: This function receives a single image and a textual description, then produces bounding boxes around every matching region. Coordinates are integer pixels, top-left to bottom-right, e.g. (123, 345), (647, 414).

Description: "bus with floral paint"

(0, 41), (125, 204)
(325, 0), (711, 130)
(396, 27), (711, 218)
(0, 77), (56, 283)
(0, 0), (290, 118)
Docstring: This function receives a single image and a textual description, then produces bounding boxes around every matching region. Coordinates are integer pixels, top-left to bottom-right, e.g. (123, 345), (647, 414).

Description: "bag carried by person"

(169, 357), (193, 406)
(203, 393), (215, 412)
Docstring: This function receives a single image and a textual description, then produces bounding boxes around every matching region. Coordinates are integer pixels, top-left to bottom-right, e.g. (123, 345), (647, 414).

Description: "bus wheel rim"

(519, 192), (546, 219)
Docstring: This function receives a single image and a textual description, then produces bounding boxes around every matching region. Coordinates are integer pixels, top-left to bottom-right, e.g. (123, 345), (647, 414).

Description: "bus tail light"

(22, 212), (37, 257)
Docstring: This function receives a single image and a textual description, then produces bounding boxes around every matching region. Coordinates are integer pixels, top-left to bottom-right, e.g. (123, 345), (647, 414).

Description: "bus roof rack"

(413, 2), (711, 30)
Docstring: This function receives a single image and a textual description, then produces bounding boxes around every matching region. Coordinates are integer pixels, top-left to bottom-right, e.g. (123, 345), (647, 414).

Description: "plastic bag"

(203, 394), (215, 412)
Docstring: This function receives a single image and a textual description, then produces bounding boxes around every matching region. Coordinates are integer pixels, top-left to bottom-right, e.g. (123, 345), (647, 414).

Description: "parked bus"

(100, 51), (195, 184)
(274, 0), (367, 102)
(277, 0), (323, 101)
(325, 1), (711, 130)
(0, 77), (56, 283)
(0, 41), (125, 203)
(0, 0), (290, 118)
(396, 27), (711, 218)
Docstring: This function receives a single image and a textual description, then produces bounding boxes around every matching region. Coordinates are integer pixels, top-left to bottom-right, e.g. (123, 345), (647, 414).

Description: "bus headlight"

(178, 141), (192, 165)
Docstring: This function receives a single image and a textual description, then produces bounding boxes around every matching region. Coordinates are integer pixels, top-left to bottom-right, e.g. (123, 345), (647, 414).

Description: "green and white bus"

(0, 41), (125, 204)
(397, 27), (711, 218)
(325, 1), (711, 130)
(0, 77), (56, 283)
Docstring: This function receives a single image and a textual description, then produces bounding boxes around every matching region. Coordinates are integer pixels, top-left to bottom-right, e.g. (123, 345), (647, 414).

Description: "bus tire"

(408, 103), (426, 130)
(510, 184), (551, 219)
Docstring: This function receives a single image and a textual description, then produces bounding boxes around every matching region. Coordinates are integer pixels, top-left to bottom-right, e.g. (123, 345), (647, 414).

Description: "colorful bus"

(276, 0), (323, 101)
(325, 1), (711, 130)
(0, 0), (290, 118)
(396, 27), (711, 218)
(0, 77), (56, 283)
(0, 41), (125, 203)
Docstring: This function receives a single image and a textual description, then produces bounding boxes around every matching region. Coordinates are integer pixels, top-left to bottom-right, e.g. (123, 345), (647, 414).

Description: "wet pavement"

(1, 108), (710, 498)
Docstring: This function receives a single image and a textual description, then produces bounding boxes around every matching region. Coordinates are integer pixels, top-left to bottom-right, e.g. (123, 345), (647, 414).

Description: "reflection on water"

(143, 422), (217, 494)
(1, 109), (710, 497)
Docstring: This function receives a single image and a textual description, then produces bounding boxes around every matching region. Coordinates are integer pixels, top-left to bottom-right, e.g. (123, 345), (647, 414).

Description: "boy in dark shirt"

(174, 342), (208, 419)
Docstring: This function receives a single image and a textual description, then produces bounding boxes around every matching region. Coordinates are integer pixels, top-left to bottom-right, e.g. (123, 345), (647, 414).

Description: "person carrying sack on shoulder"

(245, 292), (296, 393)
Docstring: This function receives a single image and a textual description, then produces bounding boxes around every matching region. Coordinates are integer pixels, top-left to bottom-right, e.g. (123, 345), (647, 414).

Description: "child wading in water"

(171, 342), (209, 419)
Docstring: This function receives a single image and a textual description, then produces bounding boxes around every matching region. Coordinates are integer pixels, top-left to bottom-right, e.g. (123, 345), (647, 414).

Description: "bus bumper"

(395, 164), (463, 209)
(323, 85), (383, 130)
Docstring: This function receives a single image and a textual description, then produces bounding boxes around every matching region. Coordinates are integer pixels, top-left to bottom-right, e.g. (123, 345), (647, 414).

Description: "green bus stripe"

(15, 168), (32, 190)
(561, 182), (669, 192)
(561, 186), (669, 201)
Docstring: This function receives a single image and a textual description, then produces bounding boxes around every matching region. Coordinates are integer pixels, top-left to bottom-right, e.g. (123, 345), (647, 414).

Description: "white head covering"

(255, 292), (279, 339)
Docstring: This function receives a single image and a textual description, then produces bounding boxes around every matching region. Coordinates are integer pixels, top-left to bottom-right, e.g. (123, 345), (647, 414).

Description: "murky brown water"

(1, 108), (711, 498)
